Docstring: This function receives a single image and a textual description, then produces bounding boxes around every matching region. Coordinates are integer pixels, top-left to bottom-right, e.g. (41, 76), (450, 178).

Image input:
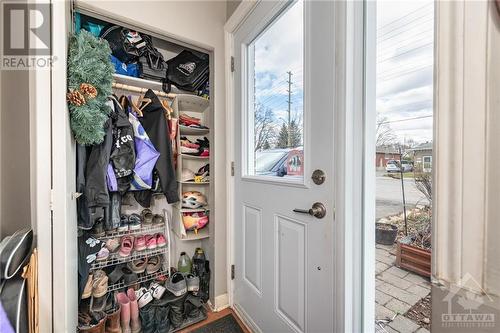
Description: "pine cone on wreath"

(67, 90), (86, 107)
(80, 83), (98, 99)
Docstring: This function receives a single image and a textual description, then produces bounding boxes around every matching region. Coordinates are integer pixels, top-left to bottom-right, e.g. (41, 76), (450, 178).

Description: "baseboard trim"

(208, 293), (230, 312)
(232, 303), (262, 333)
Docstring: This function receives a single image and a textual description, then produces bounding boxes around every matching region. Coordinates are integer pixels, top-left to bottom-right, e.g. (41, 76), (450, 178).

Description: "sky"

(376, 0), (434, 144)
(252, 0), (434, 146)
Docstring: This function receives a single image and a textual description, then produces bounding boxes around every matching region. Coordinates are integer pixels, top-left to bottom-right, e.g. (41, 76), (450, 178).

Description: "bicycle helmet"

(182, 191), (207, 209)
(181, 168), (196, 182)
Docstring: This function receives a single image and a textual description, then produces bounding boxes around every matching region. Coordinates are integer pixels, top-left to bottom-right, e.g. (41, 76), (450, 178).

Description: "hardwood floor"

(179, 307), (251, 333)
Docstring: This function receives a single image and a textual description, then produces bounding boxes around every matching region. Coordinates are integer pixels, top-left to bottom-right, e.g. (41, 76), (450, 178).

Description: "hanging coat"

(138, 89), (179, 203)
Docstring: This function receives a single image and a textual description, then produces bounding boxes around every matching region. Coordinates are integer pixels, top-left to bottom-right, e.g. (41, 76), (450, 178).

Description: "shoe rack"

(90, 208), (171, 292)
(172, 94), (211, 241)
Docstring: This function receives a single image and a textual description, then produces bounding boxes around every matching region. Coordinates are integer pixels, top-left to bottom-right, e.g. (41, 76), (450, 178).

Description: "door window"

(244, 0), (304, 181)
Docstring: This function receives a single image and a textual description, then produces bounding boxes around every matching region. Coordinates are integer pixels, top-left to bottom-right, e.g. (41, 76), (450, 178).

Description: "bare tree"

(376, 116), (397, 147)
(254, 103), (276, 151)
(415, 172), (432, 205)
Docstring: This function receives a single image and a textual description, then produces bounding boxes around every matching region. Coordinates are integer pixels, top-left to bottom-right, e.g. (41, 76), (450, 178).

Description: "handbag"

(0, 277), (28, 333)
(0, 229), (33, 280)
(138, 35), (168, 82)
(166, 50), (209, 92)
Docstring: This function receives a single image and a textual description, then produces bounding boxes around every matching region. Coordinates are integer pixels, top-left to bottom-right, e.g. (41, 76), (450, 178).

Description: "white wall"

(434, 0), (500, 301)
(75, 0), (229, 302)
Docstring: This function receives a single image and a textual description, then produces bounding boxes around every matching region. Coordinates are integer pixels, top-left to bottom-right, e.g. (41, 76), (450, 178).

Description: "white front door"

(232, 1), (338, 332)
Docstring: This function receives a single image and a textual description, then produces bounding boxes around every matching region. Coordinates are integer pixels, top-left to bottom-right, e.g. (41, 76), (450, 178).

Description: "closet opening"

(72, 10), (216, 332)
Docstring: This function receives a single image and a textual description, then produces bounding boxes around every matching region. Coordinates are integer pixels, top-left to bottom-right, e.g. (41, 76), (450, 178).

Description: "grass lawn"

(385, 172), (416, 179)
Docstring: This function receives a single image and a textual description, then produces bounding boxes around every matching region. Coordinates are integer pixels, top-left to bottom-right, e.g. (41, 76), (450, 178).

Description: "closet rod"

(112, 82), (176, 99)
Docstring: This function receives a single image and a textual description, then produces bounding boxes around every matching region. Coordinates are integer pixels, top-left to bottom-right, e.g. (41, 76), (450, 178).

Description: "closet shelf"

(172, 227), (210, 241)
(107, 269), (169, 293)
(112, 74), (193, 95)
(97, 224), (166, 240)
(179, 125), (210, 135)
(91, 246), (168, 270)
(180, 154), (209, 160)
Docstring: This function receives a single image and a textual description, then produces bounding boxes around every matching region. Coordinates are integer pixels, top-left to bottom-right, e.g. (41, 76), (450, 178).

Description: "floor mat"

(191, 314), (244, 333)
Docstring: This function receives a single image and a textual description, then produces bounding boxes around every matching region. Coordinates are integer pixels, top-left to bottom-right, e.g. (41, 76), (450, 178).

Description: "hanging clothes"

(138, 89), (179, 204)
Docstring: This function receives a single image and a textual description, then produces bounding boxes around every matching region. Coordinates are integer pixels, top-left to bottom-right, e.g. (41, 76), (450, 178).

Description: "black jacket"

(109, 96), (135, 193)
(139, 89), (179, 203)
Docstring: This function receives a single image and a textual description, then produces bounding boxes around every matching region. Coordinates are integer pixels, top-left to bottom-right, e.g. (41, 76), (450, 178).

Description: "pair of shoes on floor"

(166, 272), (199, 297)
(135, 281), (167, 308)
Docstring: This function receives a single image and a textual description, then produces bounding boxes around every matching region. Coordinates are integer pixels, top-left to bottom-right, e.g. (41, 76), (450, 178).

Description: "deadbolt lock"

(311, 169), (326, 185)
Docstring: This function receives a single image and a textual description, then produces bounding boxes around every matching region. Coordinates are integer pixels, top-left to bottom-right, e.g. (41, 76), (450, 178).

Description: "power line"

(377, 2), (433, 33)
(377, 14), (434, 44)
(377, 115), (432, 124)
(379, 64), (433, 81)
(377, 42), (433, 64)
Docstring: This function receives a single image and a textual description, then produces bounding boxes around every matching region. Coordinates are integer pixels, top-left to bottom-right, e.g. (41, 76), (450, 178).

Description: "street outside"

(376, 171), (429, 220)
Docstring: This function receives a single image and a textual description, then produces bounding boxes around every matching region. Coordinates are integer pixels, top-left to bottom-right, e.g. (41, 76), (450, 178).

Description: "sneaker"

(185, 273), (200, 292)
(166, 272), (187, 297)
(156, 233), (167, 248)
(152, 214), (165, 227)
(135, 235), (146, 252)
(149, 282), (166, 300)
(119, 236), (134, 257)
(145, 235), (157, 250)
(128, 213), (142, 230)
(136, 287), (153, 308)
(105, 238), (120, 253)
(96, 247), (110, 261)
(117, 215), (129, 232)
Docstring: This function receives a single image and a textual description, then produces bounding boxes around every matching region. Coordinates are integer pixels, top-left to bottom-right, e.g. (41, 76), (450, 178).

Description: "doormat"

(191, 314), (245, 333)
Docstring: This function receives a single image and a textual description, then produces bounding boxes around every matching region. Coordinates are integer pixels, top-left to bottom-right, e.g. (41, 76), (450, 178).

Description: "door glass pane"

(246, 0), (304, 181)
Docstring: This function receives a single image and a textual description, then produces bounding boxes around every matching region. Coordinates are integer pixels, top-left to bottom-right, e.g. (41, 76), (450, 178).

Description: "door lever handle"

(293, 202), (326, 219)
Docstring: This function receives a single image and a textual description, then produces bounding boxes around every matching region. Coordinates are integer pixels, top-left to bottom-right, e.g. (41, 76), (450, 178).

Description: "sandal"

(152, 214), (165, 227)
(146, 256), (162, 274)
(141, 209), (154, 226)
(81, 274), (93, 299)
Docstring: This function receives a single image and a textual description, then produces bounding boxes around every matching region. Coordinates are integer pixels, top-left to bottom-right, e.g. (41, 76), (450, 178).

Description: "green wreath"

(67, 30), (114, 145)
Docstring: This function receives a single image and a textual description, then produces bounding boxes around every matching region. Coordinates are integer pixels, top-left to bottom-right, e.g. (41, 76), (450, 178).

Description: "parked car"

(255, 148), (304, 177)
(385, 160), (401, 173)
(400, 160), (414, 172)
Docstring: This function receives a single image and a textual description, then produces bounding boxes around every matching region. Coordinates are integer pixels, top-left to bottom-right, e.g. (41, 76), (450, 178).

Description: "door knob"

(293, 202), (326, 219)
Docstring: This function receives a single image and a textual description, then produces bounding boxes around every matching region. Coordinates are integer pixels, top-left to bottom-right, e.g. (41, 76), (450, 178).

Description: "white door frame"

(224, 1), (376, 332)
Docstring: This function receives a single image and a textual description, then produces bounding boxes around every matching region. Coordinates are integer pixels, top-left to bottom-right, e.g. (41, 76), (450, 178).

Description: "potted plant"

(396, 173), (432, 277)
(376, 223), (398, 245)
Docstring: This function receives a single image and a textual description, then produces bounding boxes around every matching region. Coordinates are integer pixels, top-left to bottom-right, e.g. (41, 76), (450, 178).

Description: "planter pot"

(375, 223), (398, 245)
(396, 237), (431, 277)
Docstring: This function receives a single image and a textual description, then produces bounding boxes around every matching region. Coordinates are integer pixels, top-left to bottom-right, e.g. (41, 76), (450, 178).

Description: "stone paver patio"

(375, 244), (431, 333)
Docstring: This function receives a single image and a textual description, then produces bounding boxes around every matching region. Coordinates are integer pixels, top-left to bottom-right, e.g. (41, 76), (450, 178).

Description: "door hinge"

(231, 161), (235, 176)
(50, 189), (54, 211)
(231, 56), (235, 72)
(231, 264), (235, 280)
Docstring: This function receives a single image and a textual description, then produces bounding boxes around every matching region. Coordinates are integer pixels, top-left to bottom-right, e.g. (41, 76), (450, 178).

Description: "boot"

(127, 288), (141, 333)
(79, 317), (106, 333)
(116, 292), (131, 333)
(105, 306), (122, 333)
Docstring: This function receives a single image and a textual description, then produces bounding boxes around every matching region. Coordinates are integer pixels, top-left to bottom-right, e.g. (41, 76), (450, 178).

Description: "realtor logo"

(3, 3), (50, 55)
(440, 273), (496, 329)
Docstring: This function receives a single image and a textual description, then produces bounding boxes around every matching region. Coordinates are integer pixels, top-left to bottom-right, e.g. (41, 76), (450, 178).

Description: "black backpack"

(100, 25), (146, 63)
(166, 50), (209, 92)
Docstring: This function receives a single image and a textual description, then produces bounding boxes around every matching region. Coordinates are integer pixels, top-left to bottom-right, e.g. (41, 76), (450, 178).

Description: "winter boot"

(105, 306), (122, 333)
(116, 292), (131, 333)
(127, 288), (141, 333)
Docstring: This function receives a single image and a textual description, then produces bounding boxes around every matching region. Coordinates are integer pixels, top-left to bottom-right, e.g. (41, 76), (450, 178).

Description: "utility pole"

(286, 71), (293, 147)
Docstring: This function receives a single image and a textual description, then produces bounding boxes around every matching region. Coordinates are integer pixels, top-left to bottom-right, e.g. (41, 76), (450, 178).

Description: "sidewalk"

(375, 244), (431, 333)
